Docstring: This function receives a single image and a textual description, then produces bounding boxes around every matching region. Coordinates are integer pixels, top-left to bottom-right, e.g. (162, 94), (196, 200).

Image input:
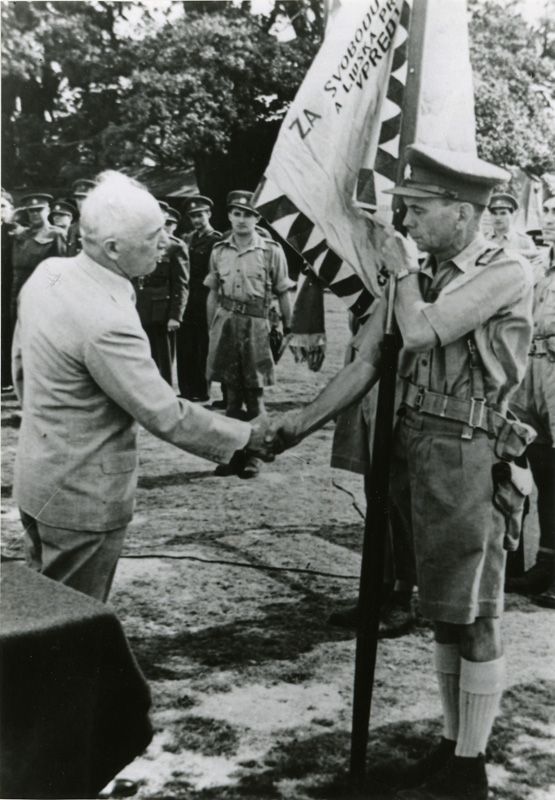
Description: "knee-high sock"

(456, 655), (505, 757)
(434, 642), (460, 741)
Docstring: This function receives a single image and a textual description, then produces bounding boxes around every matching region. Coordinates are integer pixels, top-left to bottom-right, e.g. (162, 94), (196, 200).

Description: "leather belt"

(219, 295), (266, 318)
(400, 381), (505, 439)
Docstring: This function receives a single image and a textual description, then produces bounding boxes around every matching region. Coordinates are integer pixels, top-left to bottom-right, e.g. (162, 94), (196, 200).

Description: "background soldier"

(49, 199), (76, 236)
(10, 193), (67, 323)
(508, 193), (555, 608)
(135, 201), (189, 385)
(205, 190), (291, 479)
(67, 178), (96, 256)
(1, 190), (15, 391)
(177, 195), (222, 402)
(487, 192), (537, 257)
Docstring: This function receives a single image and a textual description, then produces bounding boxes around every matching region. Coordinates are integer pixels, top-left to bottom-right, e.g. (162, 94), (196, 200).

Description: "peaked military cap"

(227, 190), (258, 213)
(385, 145), (510, 206)
(19, 193), (53, 210)
(488, 193), (518, 212)
(165, 207), (181, 224)
(50, 199), (76, 219)
(72, 179), (96, 198)
(185, 195), (213, 214)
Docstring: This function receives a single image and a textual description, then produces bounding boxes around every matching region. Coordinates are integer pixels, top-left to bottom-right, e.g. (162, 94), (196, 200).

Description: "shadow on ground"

(130, 599), (356, 679)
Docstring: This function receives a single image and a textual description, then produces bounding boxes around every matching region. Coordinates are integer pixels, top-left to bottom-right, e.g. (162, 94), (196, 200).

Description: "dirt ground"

(1, 293), (554, 800)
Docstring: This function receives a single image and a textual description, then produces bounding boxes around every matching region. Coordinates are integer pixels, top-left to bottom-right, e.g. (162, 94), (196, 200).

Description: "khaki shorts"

(206, 308), (274, 389)
(390, 408), (506, 625)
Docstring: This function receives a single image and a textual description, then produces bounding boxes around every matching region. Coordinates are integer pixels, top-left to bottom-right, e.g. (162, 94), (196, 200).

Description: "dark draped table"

(0, 563), (152, 799)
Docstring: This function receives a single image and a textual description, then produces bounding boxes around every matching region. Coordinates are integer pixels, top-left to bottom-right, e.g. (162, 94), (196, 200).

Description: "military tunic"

(11, 226), (67, 320)
(135, 237), (189, 385)
(487, 229), (537, 258)
(204, 232), (289, 389)
(357, 236), (534, 624)
(176, 226), (222, 400)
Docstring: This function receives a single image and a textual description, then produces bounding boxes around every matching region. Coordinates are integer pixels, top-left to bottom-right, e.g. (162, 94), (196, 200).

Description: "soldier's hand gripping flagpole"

(349, 0), (429, 787)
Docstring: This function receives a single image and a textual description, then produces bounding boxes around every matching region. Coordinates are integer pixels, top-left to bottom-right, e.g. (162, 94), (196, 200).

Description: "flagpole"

(349, 0), (429, 788)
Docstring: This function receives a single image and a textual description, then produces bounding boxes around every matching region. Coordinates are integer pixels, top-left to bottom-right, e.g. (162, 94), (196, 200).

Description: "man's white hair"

(80, 171), (162, 244)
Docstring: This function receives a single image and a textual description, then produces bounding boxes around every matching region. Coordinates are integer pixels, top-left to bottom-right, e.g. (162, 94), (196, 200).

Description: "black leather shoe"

(214, 451), (245, 477)
(327, 603), (359, 628)
(378, 592), (415, 639)
(395, 753), (488, 799)
(531, 584), (555, 609)
(368, 738), (455, 789)
(240, 455), (262, 479)
(505, 560), (553, 594)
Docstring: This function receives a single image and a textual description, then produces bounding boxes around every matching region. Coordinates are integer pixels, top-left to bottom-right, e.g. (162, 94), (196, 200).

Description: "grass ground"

(1, 292), (553, 799)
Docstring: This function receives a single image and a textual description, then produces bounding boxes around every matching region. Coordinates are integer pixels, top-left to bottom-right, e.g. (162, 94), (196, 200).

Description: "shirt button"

(421, 359), (428, 366)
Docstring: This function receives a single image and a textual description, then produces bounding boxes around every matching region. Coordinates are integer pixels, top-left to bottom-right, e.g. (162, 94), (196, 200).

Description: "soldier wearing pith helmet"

(487, 191), (537, 257)
(205, 189), (292, 478)
(275, 144), (535, 799)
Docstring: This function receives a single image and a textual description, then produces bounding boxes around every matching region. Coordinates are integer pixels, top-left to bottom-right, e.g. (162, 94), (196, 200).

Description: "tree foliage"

(1, 0), (554, 193)
(469, 0), (555, 174)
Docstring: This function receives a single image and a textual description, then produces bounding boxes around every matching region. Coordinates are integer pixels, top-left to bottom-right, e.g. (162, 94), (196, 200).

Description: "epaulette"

(475, 245), (504, 267)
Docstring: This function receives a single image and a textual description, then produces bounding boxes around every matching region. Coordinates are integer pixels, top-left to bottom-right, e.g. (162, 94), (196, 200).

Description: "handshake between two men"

(234, 228), (419, 474)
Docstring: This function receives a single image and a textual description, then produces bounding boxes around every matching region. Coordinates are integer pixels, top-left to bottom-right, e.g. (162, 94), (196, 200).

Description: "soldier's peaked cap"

(19, 193), (53, 210)
(185, 195), (213, 213)
(72, 179), (96, 197)
(385, 145), (510, 206)
(165, 207), (181, 224)
(227, 190), (258, 213)
(50, 199), (75, 218)
(488, 193), (519, 212)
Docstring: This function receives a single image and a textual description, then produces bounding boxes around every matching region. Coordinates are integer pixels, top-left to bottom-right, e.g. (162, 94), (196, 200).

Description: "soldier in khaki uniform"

(508, 194), (555, 607)
(487, 192), (537, 257)
(275, 146), (535, 799)
(205, 190), (291, 478)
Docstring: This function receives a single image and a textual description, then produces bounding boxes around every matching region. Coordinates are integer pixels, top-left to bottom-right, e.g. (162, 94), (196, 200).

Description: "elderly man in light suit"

(12, 171), (273, 602)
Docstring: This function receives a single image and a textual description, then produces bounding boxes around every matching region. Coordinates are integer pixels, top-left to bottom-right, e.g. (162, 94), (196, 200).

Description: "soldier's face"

(52, 213), (72, 231)
(189, 210), (211, 231)
(541, 198), (555, 243)
(165, 219), (177, 237)
(490, 207), (512, 234)
(28, 205), (49, 228)
(229, 208), (257, 236)
(402, 198), (460, 255)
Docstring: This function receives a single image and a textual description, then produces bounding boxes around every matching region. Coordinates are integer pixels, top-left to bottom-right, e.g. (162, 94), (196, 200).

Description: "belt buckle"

(414, 385), (425, 412)
(467, 397), (486, 430)
(234, 300), (246, 315)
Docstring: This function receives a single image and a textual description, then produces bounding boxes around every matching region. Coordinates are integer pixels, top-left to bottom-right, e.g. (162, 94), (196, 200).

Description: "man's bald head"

(80, 171), (167, 279)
